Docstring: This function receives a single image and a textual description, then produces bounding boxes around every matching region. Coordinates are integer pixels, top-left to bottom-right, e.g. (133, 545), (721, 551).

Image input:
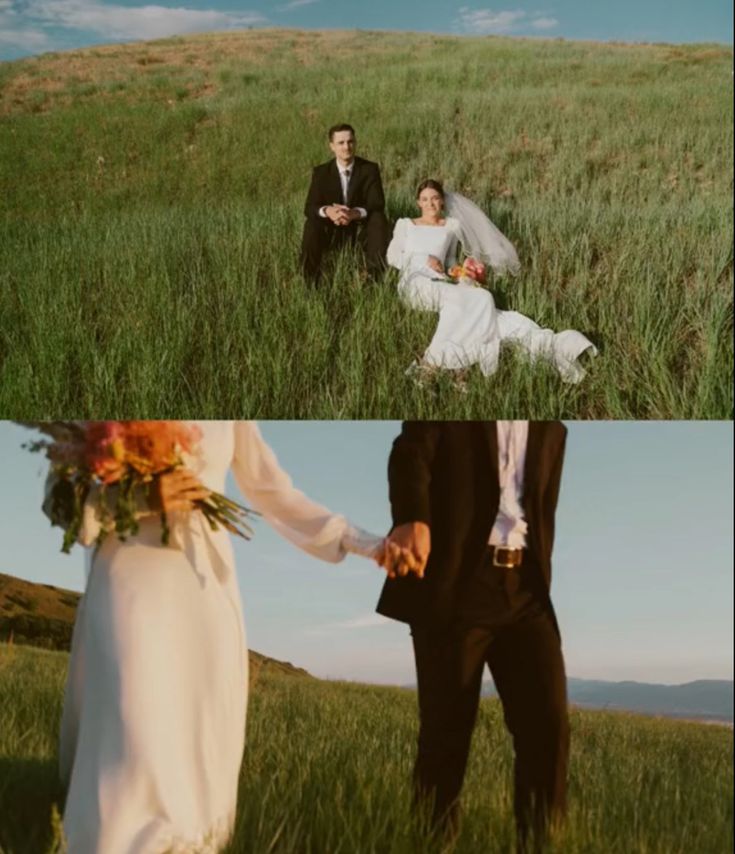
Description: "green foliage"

(0, 33), (732, 417)
(0, 643), (732, 853)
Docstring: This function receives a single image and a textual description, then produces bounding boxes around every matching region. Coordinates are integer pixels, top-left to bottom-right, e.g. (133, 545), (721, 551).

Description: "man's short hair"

(328, 123), (356, 140)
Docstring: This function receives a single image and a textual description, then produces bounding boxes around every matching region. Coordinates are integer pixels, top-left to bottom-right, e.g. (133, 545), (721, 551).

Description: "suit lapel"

(481, 422), (499, 489)
(328, 160), (343, 205)
(345, 158), (359, 207)
(524, 422), (543, 498)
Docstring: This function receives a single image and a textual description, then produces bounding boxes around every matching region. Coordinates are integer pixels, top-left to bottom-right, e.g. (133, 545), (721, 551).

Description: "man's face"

(329, 131), (356, 165)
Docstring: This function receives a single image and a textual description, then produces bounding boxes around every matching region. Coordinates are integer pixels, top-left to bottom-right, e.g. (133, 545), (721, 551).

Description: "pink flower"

(84, 422), (127, 484)
(463, 257), (487, 284)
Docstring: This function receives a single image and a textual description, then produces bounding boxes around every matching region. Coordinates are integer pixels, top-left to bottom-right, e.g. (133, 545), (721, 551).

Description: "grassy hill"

(1, 30), (732, 418)
(0, 642), (732, 853)
(0, 572), (310, 682)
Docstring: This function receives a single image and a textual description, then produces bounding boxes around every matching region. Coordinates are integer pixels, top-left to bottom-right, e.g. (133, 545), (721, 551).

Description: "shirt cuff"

(319, 206), (328, 218)
(356, 207), (368, 219)
(342, 525), (383, 559)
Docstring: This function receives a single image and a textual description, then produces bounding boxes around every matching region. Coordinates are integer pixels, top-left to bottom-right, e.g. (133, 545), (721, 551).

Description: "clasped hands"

(375, 522), (430, 580)
(325, 204), (362, 226)
(426, 255), (445, 274)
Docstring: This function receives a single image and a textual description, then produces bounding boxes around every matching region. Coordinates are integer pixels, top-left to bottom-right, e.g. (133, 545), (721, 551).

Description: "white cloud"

(309, 613), (391, 634)
(531, 16), (558, 30)
(15, 0), (265, 43)
(457, 6), (559, 35)
(332, 613), (391, 630)
(457, 7), (525, 34)
(0, 25), (50, 48)
(279, 0), (319, 10)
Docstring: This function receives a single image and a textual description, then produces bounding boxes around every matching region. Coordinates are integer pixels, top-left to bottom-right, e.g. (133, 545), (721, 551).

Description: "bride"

(387, 179), (597, 383)
(50, 421), (391, 853)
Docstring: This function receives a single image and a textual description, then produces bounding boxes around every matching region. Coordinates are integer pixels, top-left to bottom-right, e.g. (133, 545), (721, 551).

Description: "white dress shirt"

(488, 420), (529, 549)
(319, 160), (367, 219)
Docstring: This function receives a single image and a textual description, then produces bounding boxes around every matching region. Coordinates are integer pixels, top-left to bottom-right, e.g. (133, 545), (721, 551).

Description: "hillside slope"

(0, 572), (310, 680)
(0, 31), (731, 418)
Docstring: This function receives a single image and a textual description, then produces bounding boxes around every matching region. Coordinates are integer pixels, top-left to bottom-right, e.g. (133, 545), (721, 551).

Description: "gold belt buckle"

(492, 547), (522, 568)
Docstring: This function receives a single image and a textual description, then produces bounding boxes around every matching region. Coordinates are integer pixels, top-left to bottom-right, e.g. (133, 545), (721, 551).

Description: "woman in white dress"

(387, 180), (597, 383)
(52, 421), (387, 854)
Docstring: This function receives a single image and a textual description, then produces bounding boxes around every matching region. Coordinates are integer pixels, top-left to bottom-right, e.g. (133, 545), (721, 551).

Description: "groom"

(300, 123), (390, 284)
(378, 421), (570, 851)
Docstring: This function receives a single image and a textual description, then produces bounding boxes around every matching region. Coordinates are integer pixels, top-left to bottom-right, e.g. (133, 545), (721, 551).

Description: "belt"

(489, 545), (524, 568)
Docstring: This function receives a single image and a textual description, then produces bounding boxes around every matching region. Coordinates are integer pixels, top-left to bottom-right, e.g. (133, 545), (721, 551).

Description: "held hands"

(151, 468), (211, 514)
(326, 204), (361, 226)
(376, 522), (431, 579)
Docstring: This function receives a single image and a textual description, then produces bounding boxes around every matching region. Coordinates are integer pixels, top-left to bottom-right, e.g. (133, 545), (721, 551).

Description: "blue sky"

(0, 0), (732, 61)
(0, 420), (732, 686)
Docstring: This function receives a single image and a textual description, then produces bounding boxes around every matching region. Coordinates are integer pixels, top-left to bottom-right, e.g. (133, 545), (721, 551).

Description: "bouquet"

(21, 421), (256, 553)
(447, 257), (487, 286)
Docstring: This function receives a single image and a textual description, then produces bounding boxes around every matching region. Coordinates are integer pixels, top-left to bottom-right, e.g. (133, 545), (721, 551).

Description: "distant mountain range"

(3, 572), (731, 722)
(482, 677), (733, 723)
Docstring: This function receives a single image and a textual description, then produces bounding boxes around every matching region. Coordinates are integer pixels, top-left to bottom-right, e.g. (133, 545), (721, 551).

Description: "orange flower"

(80, 421), (203, 483)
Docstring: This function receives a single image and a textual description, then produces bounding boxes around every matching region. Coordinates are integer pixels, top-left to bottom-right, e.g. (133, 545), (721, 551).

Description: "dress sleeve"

(386, 218), (408, 270)
(231, 422), (383, 563)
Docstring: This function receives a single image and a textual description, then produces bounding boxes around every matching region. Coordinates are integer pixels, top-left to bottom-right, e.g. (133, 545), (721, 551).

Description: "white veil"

(444, 192), (521, 277)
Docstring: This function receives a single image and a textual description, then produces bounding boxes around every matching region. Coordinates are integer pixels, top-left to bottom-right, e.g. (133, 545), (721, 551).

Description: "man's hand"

(427, 255), (445, 274)
(386, 522), (431, 579)
(326, 204), (361, 226)
(374, 539), (418, 579)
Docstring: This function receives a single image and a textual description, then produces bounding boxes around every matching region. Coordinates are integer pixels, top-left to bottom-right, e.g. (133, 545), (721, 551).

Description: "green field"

(0, 643), (732, 853)
(0, 30), (732, 418)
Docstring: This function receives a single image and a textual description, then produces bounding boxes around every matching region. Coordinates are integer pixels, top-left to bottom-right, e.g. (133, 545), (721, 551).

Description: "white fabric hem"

(151, 811), (235, 854)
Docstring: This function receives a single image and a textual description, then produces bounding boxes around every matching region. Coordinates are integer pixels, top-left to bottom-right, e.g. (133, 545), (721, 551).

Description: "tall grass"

(1, 32), (732, 418)
(0, 643), (732, 853)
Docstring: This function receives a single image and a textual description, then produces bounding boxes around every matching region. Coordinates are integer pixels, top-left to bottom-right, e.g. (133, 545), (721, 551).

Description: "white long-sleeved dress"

(57, 421), (380, 854)
(388, 217), (596, 383)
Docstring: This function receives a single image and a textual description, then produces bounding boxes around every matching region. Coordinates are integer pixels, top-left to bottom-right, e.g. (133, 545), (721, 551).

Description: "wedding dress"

(387, 210), (596, 383)
(54, 421), (381, 854)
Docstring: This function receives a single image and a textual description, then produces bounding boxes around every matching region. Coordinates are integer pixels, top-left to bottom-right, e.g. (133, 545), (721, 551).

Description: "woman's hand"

(151, 468), (211, 514)
(427, 255), (445, 274)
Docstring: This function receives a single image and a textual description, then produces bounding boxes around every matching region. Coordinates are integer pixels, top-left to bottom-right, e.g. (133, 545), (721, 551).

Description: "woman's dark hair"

(416, 179), (445, 199)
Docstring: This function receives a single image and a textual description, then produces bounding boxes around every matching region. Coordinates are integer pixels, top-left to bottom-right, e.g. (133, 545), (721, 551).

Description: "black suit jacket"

(376, 421), (567, 628)
(303, 157), (386, 221)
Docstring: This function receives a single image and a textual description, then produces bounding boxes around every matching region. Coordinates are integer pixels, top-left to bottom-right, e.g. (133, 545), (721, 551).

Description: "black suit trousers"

(410, 559), (569, 849)
(299, 211), (390, 283)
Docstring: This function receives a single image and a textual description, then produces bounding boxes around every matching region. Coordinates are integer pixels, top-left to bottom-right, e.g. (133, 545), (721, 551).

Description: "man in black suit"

(300, 123), (390, 284)
(378, 421), (570, 851)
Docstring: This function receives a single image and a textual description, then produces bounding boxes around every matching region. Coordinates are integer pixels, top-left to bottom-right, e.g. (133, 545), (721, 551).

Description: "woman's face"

(417, 188), (444, 218)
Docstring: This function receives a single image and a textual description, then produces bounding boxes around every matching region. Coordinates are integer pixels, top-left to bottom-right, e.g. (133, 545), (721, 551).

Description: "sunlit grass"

(0, 643), (732, 853)
(1, 31), (732, 418)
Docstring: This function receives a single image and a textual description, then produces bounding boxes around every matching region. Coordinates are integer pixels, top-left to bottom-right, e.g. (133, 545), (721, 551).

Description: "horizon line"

(2, 25), (733, 64)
